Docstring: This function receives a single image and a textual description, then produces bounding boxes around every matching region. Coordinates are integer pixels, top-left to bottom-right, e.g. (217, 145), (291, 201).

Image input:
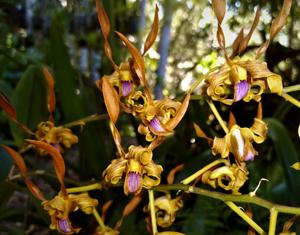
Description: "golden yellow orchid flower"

(103, 145), (163, 195)
(205, 0), (292, 105)
(144, 194), (183, 228)
(35, 121), (78, 153)
(201, 160), (249, 194)
(43, 193), (98, 234)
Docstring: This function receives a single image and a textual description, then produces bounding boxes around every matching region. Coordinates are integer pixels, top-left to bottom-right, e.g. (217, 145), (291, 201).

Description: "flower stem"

(283, 84), (300, 93)
(67, 182), (102, 193)
(225, 201), (266, 235)
(206, 99), (229, 133)
(148, 190), (158, 234)
(280, 92), (300, 109)
(62, 114), (107, 128)
(153, 184), (300, 215)
(181, 159), (228, 185)
(268, 208), (278, 235)
(93, 208), (106, 230)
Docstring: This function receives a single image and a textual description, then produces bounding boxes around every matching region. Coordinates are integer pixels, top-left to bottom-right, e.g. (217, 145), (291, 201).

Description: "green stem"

(280, 92), (300, 109)
(67, 182), (102, 193)
(206, 99), (229, 133)
(93, 208), (106, 230)
(282, 84), (300, 93)
(61, 114), (107, 128)
(181, 159), (228, 185)
(148, 190), (158, 234)
(225, 201), (266, 235)
(268, 208), (278, 235)
(153, 184), (300, 215)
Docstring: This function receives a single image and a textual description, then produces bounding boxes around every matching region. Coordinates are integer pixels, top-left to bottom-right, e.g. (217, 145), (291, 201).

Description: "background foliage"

(0, 0), (300, 234)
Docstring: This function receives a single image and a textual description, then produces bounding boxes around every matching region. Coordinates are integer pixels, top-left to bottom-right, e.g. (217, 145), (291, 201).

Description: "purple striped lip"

(234, 80), (249, 102)
(149, 117), (165, 132)
(127, 172), (141, 193)
(121, 81), (132, 96)
(58, 218), (72, 233)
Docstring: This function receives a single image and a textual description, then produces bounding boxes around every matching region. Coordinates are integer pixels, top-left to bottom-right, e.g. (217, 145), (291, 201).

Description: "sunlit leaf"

(102, 75), (120, 124)
(143, 5), (159, 55)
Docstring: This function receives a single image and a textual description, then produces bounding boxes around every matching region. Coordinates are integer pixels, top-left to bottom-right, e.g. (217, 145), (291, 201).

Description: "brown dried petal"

(143, 5), (159, 55)
(212, 0), (226, 24)
(102, 75), (120, 124)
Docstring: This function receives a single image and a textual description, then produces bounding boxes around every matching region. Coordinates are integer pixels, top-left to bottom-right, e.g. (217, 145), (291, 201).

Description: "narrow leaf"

(212, 0), (226, 24)
(42, 66), (56, 121)
(165, 93), (190, 130)
(143, 5), (159, 55)
(102, 75), (120, 124)
(1, 145), (45, 201)
(0, 92), (17, 119)
(25, 140), (67, 196)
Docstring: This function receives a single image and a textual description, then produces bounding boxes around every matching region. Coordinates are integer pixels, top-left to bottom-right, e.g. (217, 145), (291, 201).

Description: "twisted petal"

(149, 196), (183, 228)
(103, 158), (127, 185)
(55, 127), (79, 148)
(212, 136), (230, 158)
(250, 118), (268, 143)
(70, 193), (98, 215)
(234, 80), (249, 102)
(128, 145), (153, 165)
(143, 161), (163, 189)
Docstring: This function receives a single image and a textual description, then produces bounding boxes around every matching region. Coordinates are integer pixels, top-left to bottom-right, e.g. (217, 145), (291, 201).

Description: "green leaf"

(0, 181), (16, 208)
(47, 11), (86, 122)
(10, 65), (48, 146)
(0, 147), (13, 182)
(0, 225), (26, 235)
(265, 118), (300, 206)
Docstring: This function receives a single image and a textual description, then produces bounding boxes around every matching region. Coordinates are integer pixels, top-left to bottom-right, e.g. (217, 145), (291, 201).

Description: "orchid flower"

(203, 0), (292, 105)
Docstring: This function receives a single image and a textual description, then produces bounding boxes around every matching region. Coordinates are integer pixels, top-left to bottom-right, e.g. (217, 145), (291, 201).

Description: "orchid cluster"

(1, 0), (300, 234)
(95, 1), (190, 197)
